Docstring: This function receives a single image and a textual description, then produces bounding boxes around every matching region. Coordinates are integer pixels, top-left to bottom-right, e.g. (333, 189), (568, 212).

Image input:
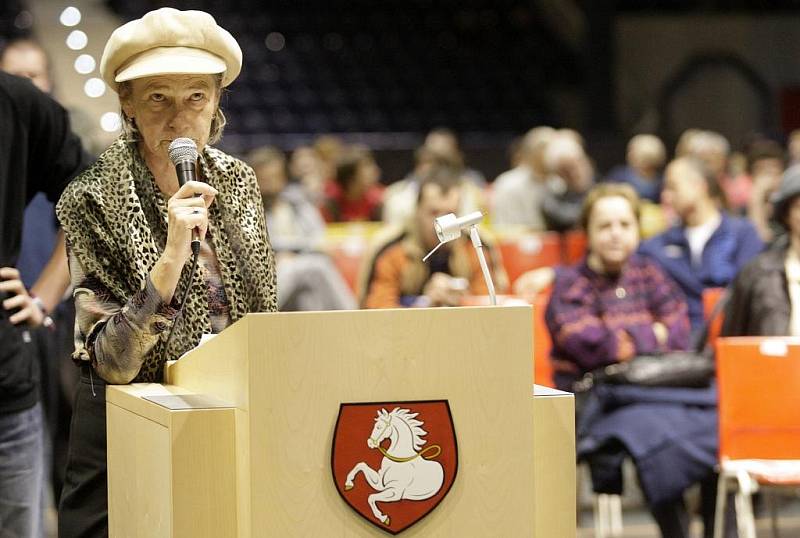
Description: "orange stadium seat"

(702, 287), (725, 347)
(714, 337), (800, 538)
(532, 292), (555, 388)
(563, 230), (588, 265)
(498, 232), (562, 286)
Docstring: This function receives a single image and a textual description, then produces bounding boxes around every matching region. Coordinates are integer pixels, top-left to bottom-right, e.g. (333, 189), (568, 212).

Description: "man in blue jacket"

(640, 156), (763, 335)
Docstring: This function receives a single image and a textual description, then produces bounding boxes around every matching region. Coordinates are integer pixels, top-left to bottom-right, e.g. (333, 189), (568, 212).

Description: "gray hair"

(117, 74), (227, 145)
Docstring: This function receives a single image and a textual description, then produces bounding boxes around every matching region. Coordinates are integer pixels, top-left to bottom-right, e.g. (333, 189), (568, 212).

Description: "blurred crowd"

(246, 123), (796, 312)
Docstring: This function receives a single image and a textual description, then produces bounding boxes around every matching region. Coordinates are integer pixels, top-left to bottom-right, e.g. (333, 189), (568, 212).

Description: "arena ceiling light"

(66, 30), (88, 50)
(100, 112), (121, 132)
(74, 54), (95, 75)
(84, 77), (105, 98)
(60, 7), (81, 27)
(265, 32), (285, 52)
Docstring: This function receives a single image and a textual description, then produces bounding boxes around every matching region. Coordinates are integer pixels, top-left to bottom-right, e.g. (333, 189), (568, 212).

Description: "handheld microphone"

(167, 138), (201, 255)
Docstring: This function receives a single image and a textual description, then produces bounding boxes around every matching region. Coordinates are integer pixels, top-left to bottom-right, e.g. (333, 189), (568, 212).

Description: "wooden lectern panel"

(533, 386), (576, 538)
(169, 306), (536, 536)
(107, 401), (172, 537)
(107, 384), (238, 538)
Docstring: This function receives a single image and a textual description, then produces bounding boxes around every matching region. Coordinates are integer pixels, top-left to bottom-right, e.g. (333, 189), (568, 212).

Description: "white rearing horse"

(344, 408), (444, 527)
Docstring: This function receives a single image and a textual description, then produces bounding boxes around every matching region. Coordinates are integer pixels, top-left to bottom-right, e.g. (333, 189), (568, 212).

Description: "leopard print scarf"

(57, 137), (276, 381)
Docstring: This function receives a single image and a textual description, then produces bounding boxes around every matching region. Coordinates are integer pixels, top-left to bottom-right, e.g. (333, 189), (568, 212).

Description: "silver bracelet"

(30, 296), (54, 328)
(31, 296), (47, 315)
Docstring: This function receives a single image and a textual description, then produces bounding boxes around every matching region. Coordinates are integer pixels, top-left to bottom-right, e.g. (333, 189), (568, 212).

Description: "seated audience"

(382, 146), (439, 226)
(724, 165), (800, 336)
(491, 126), (554, 231)
(424, 127), (486, 186)
(321, 145), (384, 222)
(606, 134), (666, 203)
(382, 146), (484, 227)
(251, 147), (356, 311)
(362, 165), (506, 308)
(675, 128), (701, 157)
(639, 156), (763, 333)
(541, 131), (595, 232)
(314, 134), (345, 182)
(684, 130), (750, 213)
(546, 183), (735, 538)
(788, 128), (800, 168)
(289, 145), (326, 204)
(744, 139), (786, 242)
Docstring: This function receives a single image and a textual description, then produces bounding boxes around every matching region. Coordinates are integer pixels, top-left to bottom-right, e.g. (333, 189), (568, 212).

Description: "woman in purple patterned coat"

(545, 183), (736, 538)
(546, 183), (691, 390)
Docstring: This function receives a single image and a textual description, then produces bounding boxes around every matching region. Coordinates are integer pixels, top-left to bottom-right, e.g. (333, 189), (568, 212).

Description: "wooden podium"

(106, 306), (575, 537)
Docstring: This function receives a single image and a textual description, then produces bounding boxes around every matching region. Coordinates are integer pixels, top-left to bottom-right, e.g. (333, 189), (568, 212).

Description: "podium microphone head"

(434, 211), (483, 243)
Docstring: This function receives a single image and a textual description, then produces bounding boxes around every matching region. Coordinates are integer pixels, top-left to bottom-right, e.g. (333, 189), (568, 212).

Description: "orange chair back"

(563, 230), (587, 264)
(498, 233), (562, 285)
(533, 292), (555, 388)
(702, 287), (725, 347)
(716, 337), (800, 461)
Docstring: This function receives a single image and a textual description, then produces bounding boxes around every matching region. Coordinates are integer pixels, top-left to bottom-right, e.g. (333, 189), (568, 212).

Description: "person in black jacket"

(723, 165), (800, 337)
(0, 71), (88, 537)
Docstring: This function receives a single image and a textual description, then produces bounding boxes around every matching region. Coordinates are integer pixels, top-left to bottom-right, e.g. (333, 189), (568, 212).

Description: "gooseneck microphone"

(168, 138), (201, 256)
(433, 211), (483, 243)
(422, 211), (496, 305)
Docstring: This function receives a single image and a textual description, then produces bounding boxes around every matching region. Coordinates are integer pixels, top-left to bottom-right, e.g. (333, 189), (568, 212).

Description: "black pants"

(651, 472), (738, 538)
(58, 368), (107, 538)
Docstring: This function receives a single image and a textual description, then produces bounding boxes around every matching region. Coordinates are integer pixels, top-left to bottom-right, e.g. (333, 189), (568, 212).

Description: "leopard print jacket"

(56, 137), (277, 382)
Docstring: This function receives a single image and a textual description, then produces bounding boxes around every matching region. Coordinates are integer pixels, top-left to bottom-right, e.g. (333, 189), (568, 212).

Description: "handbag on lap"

(573, 290), (728, 392)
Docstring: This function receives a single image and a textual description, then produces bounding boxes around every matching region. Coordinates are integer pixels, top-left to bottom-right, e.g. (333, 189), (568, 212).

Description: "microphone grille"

(168, 138), (198, 165)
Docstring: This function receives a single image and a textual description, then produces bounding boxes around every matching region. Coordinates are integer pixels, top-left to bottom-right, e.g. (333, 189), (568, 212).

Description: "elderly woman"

(55, 9), (276, 537)
(545, 184), (735, 538)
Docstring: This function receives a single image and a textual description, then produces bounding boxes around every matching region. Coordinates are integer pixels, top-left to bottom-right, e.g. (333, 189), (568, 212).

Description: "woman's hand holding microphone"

(151, 181), (217, 303)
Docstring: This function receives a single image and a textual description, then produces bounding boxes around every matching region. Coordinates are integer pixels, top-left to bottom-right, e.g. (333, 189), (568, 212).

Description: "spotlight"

(84, 78), (105, 98)
(265, 32), (285, 52)
(74, 54), (95, 74)
(66, 30), (88, 50)
(100, 112), (121, 132)
(60, 7), (81, 27)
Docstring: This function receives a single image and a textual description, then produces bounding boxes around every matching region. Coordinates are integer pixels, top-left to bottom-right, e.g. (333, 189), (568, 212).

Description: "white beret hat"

(100, 8), (242, 92)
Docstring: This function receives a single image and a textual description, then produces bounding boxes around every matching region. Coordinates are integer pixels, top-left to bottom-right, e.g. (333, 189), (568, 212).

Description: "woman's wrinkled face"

(588, 196), (639, 271)
(121, 74), (218, 161)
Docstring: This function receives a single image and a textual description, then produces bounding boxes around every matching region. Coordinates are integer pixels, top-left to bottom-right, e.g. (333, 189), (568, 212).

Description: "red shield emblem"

(331, 400), (458, 535)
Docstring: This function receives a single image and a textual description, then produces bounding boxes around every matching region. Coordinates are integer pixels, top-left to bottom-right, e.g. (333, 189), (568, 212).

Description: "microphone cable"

(161, 247), (200, 367)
